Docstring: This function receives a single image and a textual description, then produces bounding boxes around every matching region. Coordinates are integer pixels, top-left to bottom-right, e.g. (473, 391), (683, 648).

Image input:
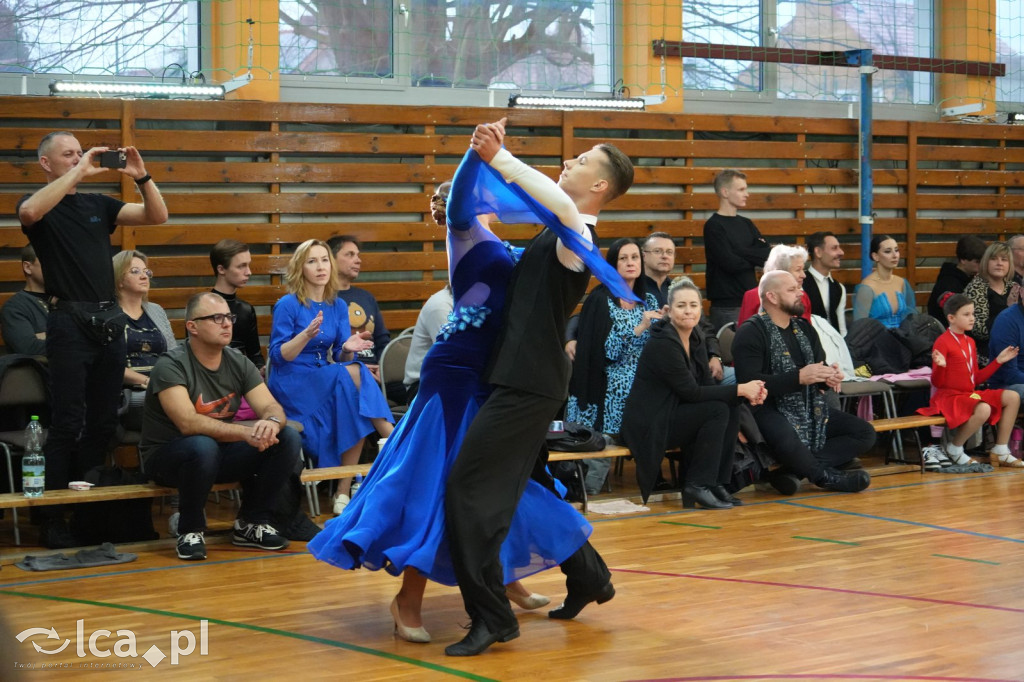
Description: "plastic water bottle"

(350, 474), (363, 499)
(22, 415), (45, 498)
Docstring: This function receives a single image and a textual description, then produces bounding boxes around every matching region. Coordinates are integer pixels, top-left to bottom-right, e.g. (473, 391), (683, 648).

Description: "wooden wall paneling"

(5, 98), (1024, 352)
(905, 122), (918, 287)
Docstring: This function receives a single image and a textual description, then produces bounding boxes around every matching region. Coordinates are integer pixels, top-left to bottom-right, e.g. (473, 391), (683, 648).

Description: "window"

(279, 1), (612, 92)
(683, 0), (933, 105)
(997, 0), (1024, 104)
(0, 1), (200, 77)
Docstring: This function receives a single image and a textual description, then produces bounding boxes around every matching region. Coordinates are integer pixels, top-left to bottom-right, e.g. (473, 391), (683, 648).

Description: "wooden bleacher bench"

(869, 415), (946, 432)
(0, 447), (632, 528)
(868, 414), (946, 472)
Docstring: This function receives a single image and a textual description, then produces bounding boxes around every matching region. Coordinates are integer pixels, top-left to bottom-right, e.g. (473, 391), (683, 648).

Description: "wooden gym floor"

(0, 454), (1021, 681)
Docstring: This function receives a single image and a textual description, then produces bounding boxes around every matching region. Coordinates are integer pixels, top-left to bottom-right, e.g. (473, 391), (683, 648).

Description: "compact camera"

(99, 150), (127, 169)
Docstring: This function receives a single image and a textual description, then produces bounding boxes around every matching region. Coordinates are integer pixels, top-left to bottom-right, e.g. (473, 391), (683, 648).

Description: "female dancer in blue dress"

(308, 134), (601, 643)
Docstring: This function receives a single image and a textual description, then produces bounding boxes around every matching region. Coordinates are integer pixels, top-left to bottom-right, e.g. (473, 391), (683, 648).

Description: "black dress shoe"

(682, 484), (732, 509)
(710, 485), (743, 506)
(548, 581), (615, 620)
(444, 619), (519, 656)
(766, 470), (801, 496)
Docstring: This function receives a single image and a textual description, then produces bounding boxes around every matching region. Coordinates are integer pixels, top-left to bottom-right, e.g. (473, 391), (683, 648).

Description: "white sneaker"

(333, 493), (351, 515)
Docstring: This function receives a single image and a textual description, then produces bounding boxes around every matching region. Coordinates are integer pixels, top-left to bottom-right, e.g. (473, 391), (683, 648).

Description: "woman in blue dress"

(268, 240), (395, 510)
(852, 234), (916, 329)
(308, 139), (605, 644)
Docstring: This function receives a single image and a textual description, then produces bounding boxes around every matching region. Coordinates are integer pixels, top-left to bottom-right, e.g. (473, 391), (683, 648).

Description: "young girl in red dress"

(918, 293), (1023, 466)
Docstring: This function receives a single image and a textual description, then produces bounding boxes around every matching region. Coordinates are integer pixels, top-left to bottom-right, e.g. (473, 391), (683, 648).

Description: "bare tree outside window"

(0, 0), (196, 76)
(279, 0), (607, 91)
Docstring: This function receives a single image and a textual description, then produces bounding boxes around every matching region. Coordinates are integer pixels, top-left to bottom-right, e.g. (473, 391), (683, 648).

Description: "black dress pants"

(666, 400), (740, 486)
(754, 405), (876, 480)
(44, 308), (125, 491)
(446, 385), (610, 632)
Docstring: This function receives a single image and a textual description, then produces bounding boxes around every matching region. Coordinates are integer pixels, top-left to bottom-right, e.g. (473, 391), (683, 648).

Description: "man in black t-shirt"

(17, 131), (168, 548)
(210, 239), (265, 372)
(703, 169), (772, 332)
(444, 120), (633, 656)
(141, 293), (299, 561)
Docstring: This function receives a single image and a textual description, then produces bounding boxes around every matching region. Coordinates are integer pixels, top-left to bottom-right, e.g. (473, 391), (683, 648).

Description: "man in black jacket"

(733, 270), (874, 496)
(803, 231), (847, 336)
(703, 169), (771, 332)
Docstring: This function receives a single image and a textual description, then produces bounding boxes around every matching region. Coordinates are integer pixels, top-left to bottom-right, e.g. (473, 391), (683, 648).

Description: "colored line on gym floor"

(612, 567), (1024, 614)
(792, 536), (860, 546)
(629, 674), (1017, 681)
(659, 521), (721, 529)
(779, 501), (1024, 545)
(932, 553), (999, 566)
(0, 589), (495, 681)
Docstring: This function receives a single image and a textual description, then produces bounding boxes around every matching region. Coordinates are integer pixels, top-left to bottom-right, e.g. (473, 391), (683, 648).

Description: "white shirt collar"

(579, 213), (598, 226)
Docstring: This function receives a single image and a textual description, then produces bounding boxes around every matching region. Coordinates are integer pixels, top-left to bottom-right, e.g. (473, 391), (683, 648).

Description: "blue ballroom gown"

(308, 151), (594, 585)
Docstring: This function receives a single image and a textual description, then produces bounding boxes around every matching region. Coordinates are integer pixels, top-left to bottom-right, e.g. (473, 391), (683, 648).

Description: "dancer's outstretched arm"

(471, 119), (589, 272)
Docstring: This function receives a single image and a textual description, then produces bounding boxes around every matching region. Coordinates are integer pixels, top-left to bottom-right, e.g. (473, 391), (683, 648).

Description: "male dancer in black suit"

(445, 119), (635, 656)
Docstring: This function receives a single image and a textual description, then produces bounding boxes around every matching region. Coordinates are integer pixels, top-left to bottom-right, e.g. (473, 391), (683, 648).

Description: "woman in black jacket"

(621, 277), (766, 508)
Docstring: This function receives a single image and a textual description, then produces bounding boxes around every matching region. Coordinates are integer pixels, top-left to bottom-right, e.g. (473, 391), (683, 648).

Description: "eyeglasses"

(430, 194), (448, 207)
(192, 313), (237, 325)
(129, 267), (153, 278)
(643, 248), (675, 257)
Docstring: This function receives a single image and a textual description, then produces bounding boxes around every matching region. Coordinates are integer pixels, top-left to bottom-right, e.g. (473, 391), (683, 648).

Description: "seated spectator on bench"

(565, 238), (663, 494)
(1010, 234), (1024, 287)
(920, 293), (1022, 467)
(737, 244), (811, 326)
(803, 231), (847, 336)
(404, 182), (455, 404)
(927, 235), (985, 326)
(853, 235), (916, 329)
(963, 241), (1020, 364)
(733, 271), (875, 495)
(268, 239), (394, 515)
(140, 292), (300, 561)
(210, 238), (265, 373)
(990, 290), (1024, 405)
(621, 276), (766, 508)
(114, 250), (177, 430)
(0, 244), (48, 356)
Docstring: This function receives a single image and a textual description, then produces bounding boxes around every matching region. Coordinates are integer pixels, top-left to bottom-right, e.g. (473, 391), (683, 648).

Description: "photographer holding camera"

(18, 132), (168, 548)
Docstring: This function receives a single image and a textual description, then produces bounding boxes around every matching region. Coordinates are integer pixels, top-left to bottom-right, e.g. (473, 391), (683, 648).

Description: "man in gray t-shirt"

(141, 292), (300, 561)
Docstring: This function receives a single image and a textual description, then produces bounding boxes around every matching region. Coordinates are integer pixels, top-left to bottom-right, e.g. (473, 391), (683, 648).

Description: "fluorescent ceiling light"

(49, 80), (225, 99)
(508, 94), (645, 111)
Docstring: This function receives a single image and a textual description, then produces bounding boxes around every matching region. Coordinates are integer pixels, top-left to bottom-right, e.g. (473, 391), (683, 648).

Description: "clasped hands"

(798, 361), (844, 391)
(246, 419), (280, 452)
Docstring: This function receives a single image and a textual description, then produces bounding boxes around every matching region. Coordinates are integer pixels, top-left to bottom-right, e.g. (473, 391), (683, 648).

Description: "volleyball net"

(0, 0), (1021, 108)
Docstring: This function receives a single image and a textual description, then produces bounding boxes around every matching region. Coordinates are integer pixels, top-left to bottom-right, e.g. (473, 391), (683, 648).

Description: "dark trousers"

(44, 308), (125, 491)
(144, 426), (301, 534)
(667, 401), (740, 486)
(754, 405), (876, 480)
(446, 386), (610, 632)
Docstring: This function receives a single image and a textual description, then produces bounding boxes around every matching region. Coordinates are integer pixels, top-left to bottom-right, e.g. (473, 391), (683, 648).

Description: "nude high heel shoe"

(390, 597), (430, 643)
(505, 587), (550, 610)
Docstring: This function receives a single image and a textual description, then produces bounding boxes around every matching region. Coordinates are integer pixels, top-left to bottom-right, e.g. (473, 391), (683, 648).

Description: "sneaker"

(176, 532), (207, 561)
(232, 520), (289, 551)
(333, 493), (350, 516)
(922, 445), (943, 472)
